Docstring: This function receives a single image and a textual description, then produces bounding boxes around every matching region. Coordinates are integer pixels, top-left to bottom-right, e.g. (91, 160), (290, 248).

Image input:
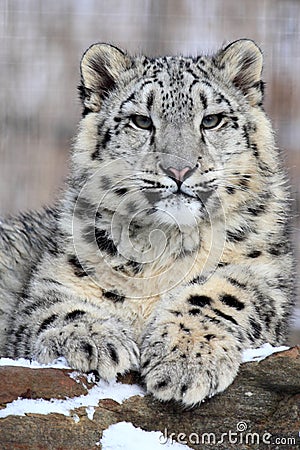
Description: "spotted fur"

(0, 40), (295, 406)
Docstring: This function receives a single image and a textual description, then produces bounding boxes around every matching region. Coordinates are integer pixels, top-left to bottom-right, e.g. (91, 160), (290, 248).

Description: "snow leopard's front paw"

(141, 322), (241, 406)
(33, 319), (139, 380)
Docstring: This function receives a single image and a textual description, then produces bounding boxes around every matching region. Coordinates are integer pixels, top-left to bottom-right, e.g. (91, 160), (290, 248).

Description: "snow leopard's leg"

(140, 268), (289, 406)
(6, 269), (139, 379)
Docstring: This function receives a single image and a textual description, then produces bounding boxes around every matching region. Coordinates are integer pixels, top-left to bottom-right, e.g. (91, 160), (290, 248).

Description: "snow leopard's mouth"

(143, 186), (214, 205)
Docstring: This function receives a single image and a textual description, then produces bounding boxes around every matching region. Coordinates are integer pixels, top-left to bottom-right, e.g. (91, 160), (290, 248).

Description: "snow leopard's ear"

(214, 39), (264, 106)
(79, 43), (132, 115)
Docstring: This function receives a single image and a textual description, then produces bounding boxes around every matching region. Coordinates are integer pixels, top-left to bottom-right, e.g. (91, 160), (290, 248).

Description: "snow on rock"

(86, 406), (95, 420)
(0, 381), (144, 419)
(0, 358), (145, 419)
(242, 343), (289, 363)
(0, 380), (144, 419)
(99, 421), (192, 449)
(0, 356), (70, 369)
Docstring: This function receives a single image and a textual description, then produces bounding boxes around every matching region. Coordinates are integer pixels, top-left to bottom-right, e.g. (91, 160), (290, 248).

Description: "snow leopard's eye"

(201, 114), (223, 130)
(131, 115), (153, 130)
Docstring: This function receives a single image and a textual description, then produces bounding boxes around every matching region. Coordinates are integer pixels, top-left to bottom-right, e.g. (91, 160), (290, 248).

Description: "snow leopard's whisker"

(216, 183), (251, 194)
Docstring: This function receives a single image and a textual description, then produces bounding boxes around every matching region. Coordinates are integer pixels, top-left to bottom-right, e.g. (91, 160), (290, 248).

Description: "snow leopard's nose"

(161, 165), (196, 186)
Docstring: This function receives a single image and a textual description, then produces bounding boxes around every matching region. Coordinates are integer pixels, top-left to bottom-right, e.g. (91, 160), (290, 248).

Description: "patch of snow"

(68, 371), (85, 383)
(0, 379), (145, 419)
(86, 406), (95, 420)
(99, 422), (192, 449)
(242, 343), (289, 363)
(244, 391), (254, 397)
(72, 414), (80, 423)
(86, 371), (99, 384)
(0, 357), (70, 369)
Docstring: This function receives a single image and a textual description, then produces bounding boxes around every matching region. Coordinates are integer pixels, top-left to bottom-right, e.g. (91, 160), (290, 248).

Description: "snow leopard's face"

(73, 41), (268, 228)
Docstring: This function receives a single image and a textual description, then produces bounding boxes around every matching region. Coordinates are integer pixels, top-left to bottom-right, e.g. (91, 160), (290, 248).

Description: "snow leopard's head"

(71, 39), (273, 228)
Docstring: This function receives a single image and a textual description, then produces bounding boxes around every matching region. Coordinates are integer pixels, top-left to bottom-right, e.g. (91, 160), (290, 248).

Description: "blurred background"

(0, 0), (299, 343)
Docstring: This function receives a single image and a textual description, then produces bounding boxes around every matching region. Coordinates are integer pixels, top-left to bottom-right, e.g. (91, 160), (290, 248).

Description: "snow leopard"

(0, 39), (295, 406)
